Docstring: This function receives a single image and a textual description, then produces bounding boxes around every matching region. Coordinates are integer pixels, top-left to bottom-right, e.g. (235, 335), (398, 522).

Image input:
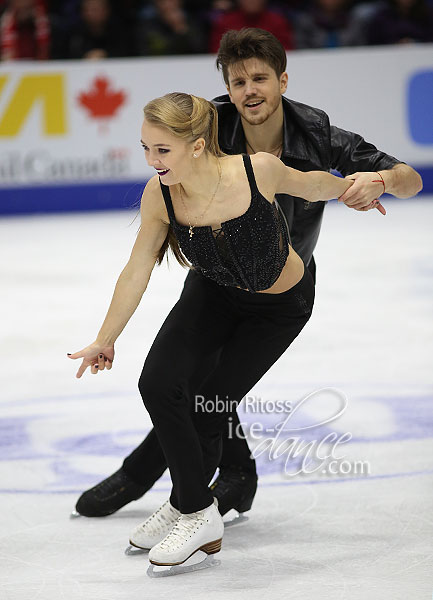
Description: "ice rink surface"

(1, 197), (432, 599)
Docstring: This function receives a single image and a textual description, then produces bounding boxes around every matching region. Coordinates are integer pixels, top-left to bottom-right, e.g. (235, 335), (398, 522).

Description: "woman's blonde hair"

(143, 92), (224, 268)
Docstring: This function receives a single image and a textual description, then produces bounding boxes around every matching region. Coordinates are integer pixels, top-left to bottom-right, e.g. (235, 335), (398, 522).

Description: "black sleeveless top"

(159, 154), (290, 292)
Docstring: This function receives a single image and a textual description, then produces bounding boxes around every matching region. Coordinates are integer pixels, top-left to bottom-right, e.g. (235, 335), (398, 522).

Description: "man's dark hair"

(216, 28), (287, 86)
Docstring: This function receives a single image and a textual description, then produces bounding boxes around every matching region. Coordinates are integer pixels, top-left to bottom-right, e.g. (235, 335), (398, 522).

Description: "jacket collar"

(212, 94), (312, 161)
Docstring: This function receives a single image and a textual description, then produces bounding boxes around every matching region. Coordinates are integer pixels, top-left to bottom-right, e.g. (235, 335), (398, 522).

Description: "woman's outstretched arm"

(95, 176), (168, 346)
(253, 152), (354, 203)
(68, 176), (169, 378)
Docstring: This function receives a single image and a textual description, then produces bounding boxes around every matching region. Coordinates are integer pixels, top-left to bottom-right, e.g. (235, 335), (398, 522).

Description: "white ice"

(0, 198), (432, 599)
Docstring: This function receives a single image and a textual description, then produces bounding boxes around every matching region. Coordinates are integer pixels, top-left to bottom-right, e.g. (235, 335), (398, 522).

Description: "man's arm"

(339, 163), (423, 210)
(377, 163), (422, 199)
(329, 125), (423, 210)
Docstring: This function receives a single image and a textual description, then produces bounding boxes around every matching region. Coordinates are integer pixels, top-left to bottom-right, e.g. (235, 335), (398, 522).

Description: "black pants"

(124, 256), (317, 493)
(137, 266), (315, 513)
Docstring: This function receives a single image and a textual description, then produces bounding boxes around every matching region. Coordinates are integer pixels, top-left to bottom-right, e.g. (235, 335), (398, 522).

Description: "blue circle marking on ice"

(0, 390), (432, 493)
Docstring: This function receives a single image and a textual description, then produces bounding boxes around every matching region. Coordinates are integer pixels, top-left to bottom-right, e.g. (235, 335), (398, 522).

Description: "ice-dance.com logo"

(195, 387), (371, 479)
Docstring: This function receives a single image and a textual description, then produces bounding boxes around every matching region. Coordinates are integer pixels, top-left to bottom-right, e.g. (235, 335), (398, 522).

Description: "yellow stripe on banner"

(0, 75), (9, 96)
(0, 74), (67, 137)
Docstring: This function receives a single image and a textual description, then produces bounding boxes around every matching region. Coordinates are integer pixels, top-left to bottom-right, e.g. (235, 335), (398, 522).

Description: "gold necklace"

(179, 160), (222, 239)
(246, 138), (283, 156)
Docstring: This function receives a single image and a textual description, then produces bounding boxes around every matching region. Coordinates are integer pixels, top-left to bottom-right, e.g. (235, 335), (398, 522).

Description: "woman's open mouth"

(156, 169), (170, 176)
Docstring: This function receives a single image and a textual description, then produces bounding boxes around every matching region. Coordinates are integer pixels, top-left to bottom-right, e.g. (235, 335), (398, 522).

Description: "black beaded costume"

(159, 154), (290, 292)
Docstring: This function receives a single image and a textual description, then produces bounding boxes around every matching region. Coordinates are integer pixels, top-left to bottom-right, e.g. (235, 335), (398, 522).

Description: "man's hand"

(338, 171), (384, 210)
(338, 172), (386, 212)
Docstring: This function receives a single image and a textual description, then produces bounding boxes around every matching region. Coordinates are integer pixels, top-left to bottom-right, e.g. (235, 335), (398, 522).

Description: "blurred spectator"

(62, 0), (131, 59)
(135, 0), (206, 56)
(184, 0), (232, 12)
(46, 0), (80, 58)
(366, 0), (433, 44)
(295, 0), (367, 48)
(209, 0), (295, 53)
(0, 0), (50, 60)
(3, 0), (430, 61)
(271, 0), (311, 18)
(46, 0), (80, 22)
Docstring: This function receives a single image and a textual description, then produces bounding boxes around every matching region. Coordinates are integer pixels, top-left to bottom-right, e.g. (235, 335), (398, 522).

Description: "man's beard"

(241, 97), (279, 126)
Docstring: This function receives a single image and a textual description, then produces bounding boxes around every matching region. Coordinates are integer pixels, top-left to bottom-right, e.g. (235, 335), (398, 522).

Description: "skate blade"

(70, 510), (81, 519)
(125, 544), (148, 556)
(147, 553), (220, 578)
(223, 511), (249, 528)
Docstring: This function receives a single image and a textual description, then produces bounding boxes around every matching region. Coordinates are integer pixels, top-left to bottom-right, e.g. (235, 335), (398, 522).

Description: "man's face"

(227, 58), (288, 126)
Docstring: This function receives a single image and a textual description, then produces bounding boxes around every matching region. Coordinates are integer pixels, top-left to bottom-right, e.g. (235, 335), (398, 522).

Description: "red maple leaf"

(77, 76), (126, 120)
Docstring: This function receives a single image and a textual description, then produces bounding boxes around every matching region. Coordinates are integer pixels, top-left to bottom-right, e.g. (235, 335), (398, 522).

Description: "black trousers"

(137, 266), (315, 513)
(124, 256), (317, 494)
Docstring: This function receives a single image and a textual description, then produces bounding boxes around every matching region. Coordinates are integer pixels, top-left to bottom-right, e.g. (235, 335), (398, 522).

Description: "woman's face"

(140, 119), (193, 185)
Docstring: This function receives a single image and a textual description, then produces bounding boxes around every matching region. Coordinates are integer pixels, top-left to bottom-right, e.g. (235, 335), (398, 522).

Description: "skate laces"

(158, 512), (206, 550)
(138, 501), (180, 536)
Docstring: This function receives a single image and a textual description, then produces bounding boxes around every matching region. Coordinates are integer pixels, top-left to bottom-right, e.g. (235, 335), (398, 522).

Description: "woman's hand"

(338, 172), (386, 214)
(67, 342), (115, 379)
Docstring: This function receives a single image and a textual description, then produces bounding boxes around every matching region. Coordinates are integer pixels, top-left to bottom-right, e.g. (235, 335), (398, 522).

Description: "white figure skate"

(125, 499), (180, 556)
(147, 498), (223, 577)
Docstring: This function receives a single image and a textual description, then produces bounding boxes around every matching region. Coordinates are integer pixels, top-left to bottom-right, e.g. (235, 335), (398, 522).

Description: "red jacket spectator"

(0, 0), (50, 60)
(210, 0), (294, 53)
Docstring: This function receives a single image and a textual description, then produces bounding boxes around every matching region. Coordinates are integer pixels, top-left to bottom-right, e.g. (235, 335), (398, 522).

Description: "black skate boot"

(74, 468), (150, 517)
(209, 466), (258, 516)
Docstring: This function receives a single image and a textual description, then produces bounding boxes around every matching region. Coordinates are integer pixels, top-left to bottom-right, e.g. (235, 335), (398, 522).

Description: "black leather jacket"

(213, 94), (401, 266)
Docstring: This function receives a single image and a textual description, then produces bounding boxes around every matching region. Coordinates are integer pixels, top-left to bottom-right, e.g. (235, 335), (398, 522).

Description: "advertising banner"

(0, 45), (432, 213)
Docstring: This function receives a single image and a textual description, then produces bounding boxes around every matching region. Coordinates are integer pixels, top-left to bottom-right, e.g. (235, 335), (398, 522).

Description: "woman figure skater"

(68, 92), (364, 568)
